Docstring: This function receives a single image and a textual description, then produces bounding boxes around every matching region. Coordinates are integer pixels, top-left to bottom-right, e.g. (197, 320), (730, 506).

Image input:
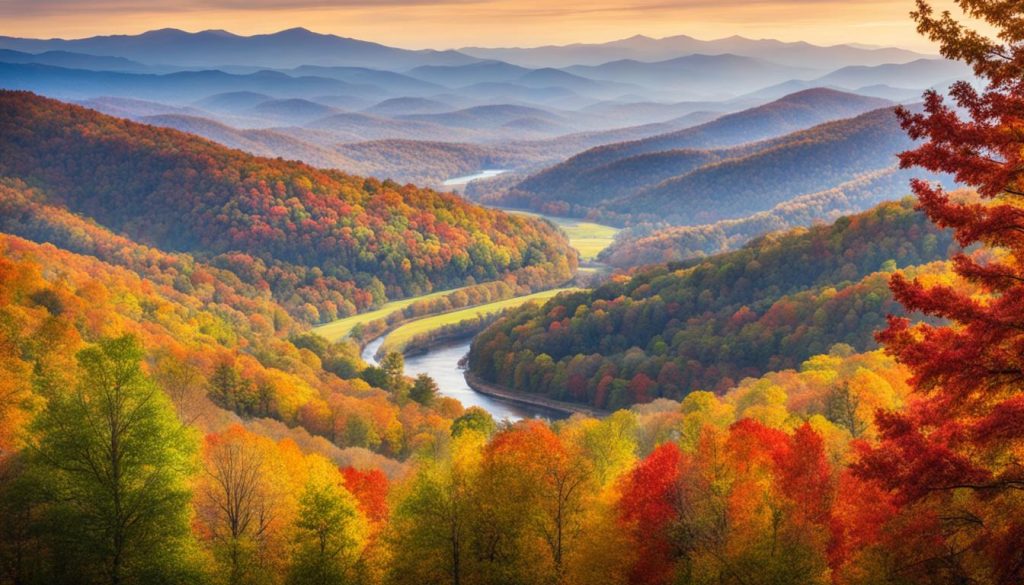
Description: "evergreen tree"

(410, 374), (439, 406)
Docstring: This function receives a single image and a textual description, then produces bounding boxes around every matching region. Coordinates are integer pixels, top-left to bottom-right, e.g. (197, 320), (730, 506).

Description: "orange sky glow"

(0, 0), (978, 52)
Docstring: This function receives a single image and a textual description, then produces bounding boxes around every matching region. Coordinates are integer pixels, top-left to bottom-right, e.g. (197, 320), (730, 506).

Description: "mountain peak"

(139, 28), (189, 38)
(276, 27), (316, 36)
(198, 29), (238, 38)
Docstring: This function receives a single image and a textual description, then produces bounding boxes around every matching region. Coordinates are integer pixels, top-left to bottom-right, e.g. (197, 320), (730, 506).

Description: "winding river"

(362, 336), (558, 422)
(442, 169), (508, 187)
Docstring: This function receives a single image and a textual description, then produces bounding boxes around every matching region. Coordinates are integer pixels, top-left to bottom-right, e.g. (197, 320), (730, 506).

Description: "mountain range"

(460, 33), (932, 68)
(0, 27), (971, 227)
(499, 88), (893, 213)
(0, 28), (478, 69)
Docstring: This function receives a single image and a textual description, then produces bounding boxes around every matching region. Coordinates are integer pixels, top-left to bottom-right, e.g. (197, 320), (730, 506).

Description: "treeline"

(0, 233), (467, 464)
(469, 200), (957, 409)
(598, 173), (930, 267)
(388, 347), (898, 585)
(0, 331), (932, 585)
(350, 268), (572, 345)
(384, 313), (497, 358)
(0, 91), (577, 324)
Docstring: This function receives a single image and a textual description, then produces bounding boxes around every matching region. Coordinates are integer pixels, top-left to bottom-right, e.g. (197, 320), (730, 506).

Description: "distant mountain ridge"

(0, 48), (149, 72)
(0, 28), (932, 74)
(460, 33), (932, 69)
(0, 62), (382, 102)
(563, 53), (816, 97)
(0, 27), (481, 70)
(499, 88), (893, 216)
(496, 104), (913, 227)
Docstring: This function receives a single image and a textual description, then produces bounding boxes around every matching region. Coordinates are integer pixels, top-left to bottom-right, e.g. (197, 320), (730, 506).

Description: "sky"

(0, 0), (970, 51)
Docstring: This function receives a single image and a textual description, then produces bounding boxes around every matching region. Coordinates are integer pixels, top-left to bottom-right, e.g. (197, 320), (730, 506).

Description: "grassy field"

(378, 287), (578, 355)
(506, 210), (620, 261)
(311, 288), (459, 343)
(313, 209), (612, 347)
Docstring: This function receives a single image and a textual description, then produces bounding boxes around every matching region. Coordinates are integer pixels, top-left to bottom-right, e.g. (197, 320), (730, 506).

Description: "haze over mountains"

(0, 27), (962, 257)
(494, 90), (899, 217)
(0, 28), (479, 69)
(460, 34), (932, 69)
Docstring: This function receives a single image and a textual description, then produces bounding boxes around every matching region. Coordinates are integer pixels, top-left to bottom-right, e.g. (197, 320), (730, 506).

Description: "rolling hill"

(406, 60), (531, 85)
(286, 65), (445, 94)
(246, 98), (340, 124)
(598, 168), (925, 267)
(564, 53), (815, 96)
(0, 91), (577, 323)
(468, 199), (955, 409)
(362, 96), (456, 116)
(603, 107), (911, 223)
(812, 58), (973, 90)
(497, 89), (894, 217)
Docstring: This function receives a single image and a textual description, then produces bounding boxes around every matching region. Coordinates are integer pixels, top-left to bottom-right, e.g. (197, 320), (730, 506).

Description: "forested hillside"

(604, 108), (910, 223)
(599, 168), (922, 266)
(468, 200), (957, 409)
(4, 1), (1024, 583)
(0, 229), (458, 463)
(498, 105), (914, 224)
(496, 89), (892, 216)
(0, 91), (576, 323)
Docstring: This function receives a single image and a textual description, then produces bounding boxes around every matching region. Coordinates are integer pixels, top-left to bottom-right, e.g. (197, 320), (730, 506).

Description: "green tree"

(825, 382), (867, 438)
(388, 433), (484, 585)
(288, 476), (361, 585)
(29, 334), (200, 585)
(410, 374), (439, 407)
(451, 407), (496, 438)
(209, 361), (257, 415)
(379, 352), (410, 401)
(359, 365), (388, 390)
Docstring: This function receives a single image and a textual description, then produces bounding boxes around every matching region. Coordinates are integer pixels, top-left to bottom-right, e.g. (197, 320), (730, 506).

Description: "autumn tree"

(28, 335), (200, 585)
(483, 421), (595, 584)
(574, 410), (639, 487)
(199, 426), (288, 585)
(288, 466), (365, 585)
(618, 441), (684, 585)
(389, 432), (485, 585)
(856, 2), (1024, 581)
(824, 382), (867, 438)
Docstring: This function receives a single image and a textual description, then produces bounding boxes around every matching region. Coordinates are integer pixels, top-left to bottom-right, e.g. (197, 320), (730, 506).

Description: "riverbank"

(376, 287), (578, 359)
(464, 372), (610, 419)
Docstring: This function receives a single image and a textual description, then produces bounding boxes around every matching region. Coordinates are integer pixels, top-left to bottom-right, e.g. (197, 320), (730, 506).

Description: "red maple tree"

(855, 1), (1024, 580)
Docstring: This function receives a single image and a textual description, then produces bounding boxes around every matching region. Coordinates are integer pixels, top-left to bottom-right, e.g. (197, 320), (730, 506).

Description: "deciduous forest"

(2, 1), (1024, 584)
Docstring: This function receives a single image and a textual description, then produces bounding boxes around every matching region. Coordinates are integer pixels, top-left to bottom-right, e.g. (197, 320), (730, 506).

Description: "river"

(442, 169), (508, 187)
(362, 336), (558, 422)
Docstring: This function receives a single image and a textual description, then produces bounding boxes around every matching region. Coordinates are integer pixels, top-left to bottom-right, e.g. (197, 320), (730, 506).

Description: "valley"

(311, 204), (616, 420)
(441, 168), (509, 186)
(2, 9), (1020, 584)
